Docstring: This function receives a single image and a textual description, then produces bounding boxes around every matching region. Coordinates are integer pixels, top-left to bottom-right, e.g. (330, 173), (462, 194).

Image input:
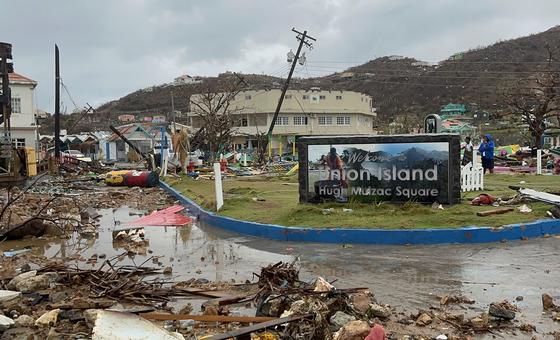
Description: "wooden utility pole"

(171, 89), (176, 132)
(0, 42), (13, 163)
(265, 28), (315, 151)
(54, 44), (61, 159)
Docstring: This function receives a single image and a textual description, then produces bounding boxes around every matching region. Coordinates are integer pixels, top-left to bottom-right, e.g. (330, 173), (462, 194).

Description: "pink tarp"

(126, 205), (192, 226)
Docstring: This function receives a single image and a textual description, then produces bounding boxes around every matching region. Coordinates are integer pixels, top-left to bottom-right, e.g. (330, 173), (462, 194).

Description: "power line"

(60, 78), (79, 111)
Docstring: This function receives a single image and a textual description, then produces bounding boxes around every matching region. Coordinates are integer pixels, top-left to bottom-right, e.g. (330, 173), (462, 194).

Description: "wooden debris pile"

(38, 254), (196, 306)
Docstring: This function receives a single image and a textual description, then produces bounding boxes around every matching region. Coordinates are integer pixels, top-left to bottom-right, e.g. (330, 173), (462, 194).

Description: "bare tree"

(507, 45), (560, 148)
(189, 77), (246, 161)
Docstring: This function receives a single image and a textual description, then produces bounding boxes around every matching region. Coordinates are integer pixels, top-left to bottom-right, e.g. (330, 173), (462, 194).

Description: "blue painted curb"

(159, 181), (560, 245)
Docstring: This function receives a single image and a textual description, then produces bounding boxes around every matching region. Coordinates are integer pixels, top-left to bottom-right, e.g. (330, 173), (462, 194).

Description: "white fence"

(461, 161), (484, 192)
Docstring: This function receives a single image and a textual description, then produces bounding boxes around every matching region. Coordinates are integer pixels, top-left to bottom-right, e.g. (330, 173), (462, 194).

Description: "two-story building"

(188, 89), (376, 155)
(0, 73), (38, 149)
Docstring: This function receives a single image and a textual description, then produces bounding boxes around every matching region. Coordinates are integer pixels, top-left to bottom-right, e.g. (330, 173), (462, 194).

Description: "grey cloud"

(1, 0), (559, 111)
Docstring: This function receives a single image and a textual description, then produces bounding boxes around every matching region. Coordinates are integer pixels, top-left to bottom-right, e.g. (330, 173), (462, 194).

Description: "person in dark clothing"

(462, 136), (473, 166)
(478, 134), (495, 174)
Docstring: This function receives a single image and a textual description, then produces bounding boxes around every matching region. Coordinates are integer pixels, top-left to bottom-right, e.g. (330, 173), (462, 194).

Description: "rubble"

(0, 315), (14, 331)
(367, 303), (392, 319)
(542, 293), (559, 310)
(13, 315), (34, 328)
(14, 272), (58, 293)
(91, 310), (185, 340)
(34, 309), (60, 327)
(415, 313), (433, 326)
(488, 300), (517, 320)
(0, 290), (22, 308)
(0, 180), (551, 339)
(518, 323), (536, 332)
(329, 311), (355, 331)
(439, 294), (475, 305)
(333, 320), (370, 340)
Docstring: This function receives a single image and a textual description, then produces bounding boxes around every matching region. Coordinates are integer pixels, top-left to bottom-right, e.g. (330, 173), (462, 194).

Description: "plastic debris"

(517, 204), (532, 213)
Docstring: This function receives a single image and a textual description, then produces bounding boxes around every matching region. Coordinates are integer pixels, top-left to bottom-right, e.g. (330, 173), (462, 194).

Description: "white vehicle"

(62, 150), (92, 162)
(62, 150), (85, 158)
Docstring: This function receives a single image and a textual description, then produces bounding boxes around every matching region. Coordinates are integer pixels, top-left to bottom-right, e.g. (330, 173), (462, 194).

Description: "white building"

(188, 89), (377, 154)
(174, 74), (203, 85)
(0, 73), (38, 149)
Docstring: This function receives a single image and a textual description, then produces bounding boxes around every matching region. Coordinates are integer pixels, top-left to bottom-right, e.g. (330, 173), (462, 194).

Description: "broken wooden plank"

(476, 207), (514, 217)
(202, 314), (312, 340)
(176, 288), (233, 299)
(202, 294), (255, 307)
(139, 313), (276, 323)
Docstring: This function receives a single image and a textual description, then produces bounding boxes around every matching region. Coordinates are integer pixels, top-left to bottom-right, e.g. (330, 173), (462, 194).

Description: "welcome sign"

(298, 135), (461, 204)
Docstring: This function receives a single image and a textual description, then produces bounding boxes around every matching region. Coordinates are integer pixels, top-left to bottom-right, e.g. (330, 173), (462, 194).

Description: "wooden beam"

(476, 207), (514, 217)
(202, 314), (312, 340)
(139, 313), (276, 323)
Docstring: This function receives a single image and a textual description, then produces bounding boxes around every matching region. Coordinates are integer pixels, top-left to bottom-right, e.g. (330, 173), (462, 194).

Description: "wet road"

(2, 206), (560, 337)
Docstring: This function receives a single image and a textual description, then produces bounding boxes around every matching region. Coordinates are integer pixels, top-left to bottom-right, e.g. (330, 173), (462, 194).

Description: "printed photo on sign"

(307, 142), (449, 203)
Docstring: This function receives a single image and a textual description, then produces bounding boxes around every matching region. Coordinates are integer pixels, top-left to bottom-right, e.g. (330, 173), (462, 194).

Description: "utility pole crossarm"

(266, 28), (316, 141)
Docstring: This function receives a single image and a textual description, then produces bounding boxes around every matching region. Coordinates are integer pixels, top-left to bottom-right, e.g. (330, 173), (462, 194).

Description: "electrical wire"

(60, 78), (80, 111)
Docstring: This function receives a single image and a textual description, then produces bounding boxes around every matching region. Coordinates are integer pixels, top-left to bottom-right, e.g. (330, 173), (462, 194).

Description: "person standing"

(462, 136), (473, 166)
(479, 134), (495, 174)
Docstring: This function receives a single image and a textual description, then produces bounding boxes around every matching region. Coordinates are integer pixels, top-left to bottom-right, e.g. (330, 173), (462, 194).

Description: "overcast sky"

(2, 0), (559, 112)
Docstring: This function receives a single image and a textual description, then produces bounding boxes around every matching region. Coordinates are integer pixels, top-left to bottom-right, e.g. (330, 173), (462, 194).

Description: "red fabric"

(364, 324), (385, 340)
(471, 194), (495, 205)
(126, 205), (192, 226)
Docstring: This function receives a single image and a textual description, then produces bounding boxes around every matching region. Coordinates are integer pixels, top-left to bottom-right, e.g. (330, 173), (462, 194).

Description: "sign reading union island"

(298, 135), (461, 204)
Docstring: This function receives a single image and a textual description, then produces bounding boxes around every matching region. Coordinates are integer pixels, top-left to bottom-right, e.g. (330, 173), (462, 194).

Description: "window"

(337, 116), (350, 125)
(293, 116), (308, 125)
(302, 95), (309, 100)
(318, 116), (332, 125)
(11, 98), (21, 113)
(275, 116), (289, 125)
(336, 95), (342, 100)
(285, 94), (292, 99)
(319, 95), (326, 100)
(12, 138), (25, 148)
(245, 95), (252, 100)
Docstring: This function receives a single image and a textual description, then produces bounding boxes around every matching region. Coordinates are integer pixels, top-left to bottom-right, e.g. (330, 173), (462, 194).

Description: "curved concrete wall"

(160, 181), (560, 245)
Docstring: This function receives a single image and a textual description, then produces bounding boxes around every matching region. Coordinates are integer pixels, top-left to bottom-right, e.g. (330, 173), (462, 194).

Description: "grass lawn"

(165, 173), (560, 229)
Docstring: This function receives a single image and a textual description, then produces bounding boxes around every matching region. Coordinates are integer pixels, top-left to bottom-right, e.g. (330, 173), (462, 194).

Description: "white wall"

(1, 82), (38, 149)
(9, 83), (36, 128)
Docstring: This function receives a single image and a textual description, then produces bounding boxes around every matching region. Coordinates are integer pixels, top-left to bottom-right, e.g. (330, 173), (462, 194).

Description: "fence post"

(214, 162), (224, 211)
(537, 149), (542, 175)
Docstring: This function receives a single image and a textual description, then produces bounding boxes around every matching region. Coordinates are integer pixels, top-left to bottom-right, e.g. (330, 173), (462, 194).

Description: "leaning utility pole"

(266, 28), (316, 143)
(170, 89), (176, 132)
(54, 44), (61, 159)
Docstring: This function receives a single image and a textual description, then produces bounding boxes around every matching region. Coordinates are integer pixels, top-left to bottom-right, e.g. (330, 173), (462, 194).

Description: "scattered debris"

(471, 193), (496, 205)
(476, 207), (514, 217)
(517, 204), (533, 213)
(333, 320), (370, 340)
(542, 293), (559, 311)
(488, 300), (517, 320)
(314, 276), (335, 292)
(35, 308), (60, 327)
(440, 294), (475, 305)
(125, 205), (192, 227)
(519, 323), (536, 332)
(92, 310), (185, 340)
(416, 313), (433, 326)
(329, 311), (356, 331)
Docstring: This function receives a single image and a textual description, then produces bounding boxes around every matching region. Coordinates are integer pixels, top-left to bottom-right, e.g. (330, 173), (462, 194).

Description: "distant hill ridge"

(43, 26), (560, 133)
